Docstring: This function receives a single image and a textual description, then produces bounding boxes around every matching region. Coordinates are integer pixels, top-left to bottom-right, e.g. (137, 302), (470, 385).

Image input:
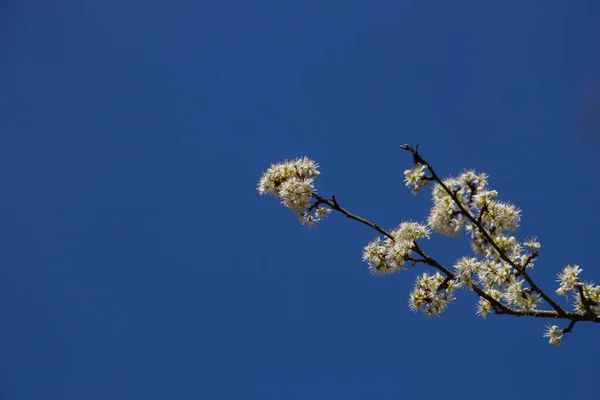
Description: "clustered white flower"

(556, 264), (582, 296)
(404, 164), (427, 193)
(426, 171), (522, 248)
(362, 222), (430, 275)
(555, 265), (600, 316)
(406, 165), (597, 344)
(409, 272), (456, 316)
(543, 325), (563, 345)
(257, 157), (330, 226)
(260, 155), (599, 345)
(424, 171), (490, 237)
(453, 255), (541, 317)
(404, 168), (541, 319)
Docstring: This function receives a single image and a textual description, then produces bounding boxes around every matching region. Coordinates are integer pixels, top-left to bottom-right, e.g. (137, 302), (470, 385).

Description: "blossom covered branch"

(257, 147), (600, 345)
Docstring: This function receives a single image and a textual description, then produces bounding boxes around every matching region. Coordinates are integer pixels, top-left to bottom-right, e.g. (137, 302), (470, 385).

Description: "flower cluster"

(543, 325), (563, 345)
(426, 171), (489, 237)
(409, 272), (456, 316)
(475, 292), (501, 318)
(423, 170), (520, 250)
(453, 255), (541, 316)
(572, 283), (600, 315)
(404, 167), (544, 317)
(362, 222), (430, 275)
(503, 278), (540, 312)
(555, 265), (600, 316)
(260, 149), (600, 345)
(430, 171), (520, 244)
(403, 164), (427, 193)
(257, 157), (330, 226)
(556, 265), (582, 296)
(405, 165), (573, 341)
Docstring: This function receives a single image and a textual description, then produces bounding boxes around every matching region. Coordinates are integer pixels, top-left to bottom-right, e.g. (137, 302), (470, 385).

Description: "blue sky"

(1, 1), (600, 399)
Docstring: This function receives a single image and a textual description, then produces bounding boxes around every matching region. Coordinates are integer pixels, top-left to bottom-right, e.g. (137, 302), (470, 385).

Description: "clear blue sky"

(1, 1), (599, 399)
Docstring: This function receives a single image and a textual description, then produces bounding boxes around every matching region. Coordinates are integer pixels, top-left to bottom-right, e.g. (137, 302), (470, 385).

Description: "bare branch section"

(312, 194), (393, 240)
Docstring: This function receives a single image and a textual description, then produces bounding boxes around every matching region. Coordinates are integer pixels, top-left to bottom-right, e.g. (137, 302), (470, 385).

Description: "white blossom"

(556, 265), (582, 296)
(571, 282), (600, 315)
(484, 235), (521, 262)
(481, 201), (521, 232)
(466, 224), (488, 255)
(543, 325), (563, 345)
(315, 206), (331, 218)
(362, 237), (396, 275)
(502, 279), (539, 312)
(391, 221), (430, 242)
(300, 207), (331, 228)
(259, 153), (598, 345)
(472, 190), (497, 209)
(458, 170), (488, 189)
(476, 289), (502, 318)
(258, 157), (319, 196)
(404, 164), (427, 193)
(523, 237), (541, 252)
(279, 177), (314, 211)
(476, 298), (493, 318)
(409, 272), (454, 316)
(299, 213), (317, 227)
(453, 257), (479, 289)
(427, 197), (464, 236)
(258, 157), (328, 226)
(361, 222), (430, 275)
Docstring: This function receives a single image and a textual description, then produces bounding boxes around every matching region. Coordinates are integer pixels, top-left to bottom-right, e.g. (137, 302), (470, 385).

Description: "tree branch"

(312, 190), (598, 323)
(311, 194), (394, 240)
(400, 144), (568, 317)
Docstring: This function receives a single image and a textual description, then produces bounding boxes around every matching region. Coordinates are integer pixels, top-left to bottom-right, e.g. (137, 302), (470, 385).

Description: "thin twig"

(312, 194), (394, 240)
(562, 320), (577, 334)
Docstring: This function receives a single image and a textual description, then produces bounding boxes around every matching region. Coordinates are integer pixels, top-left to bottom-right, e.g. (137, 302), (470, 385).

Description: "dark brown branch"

(562, 320), (577, 334)
(311, 194), (394, 240)
(410, 243), (453, 276)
